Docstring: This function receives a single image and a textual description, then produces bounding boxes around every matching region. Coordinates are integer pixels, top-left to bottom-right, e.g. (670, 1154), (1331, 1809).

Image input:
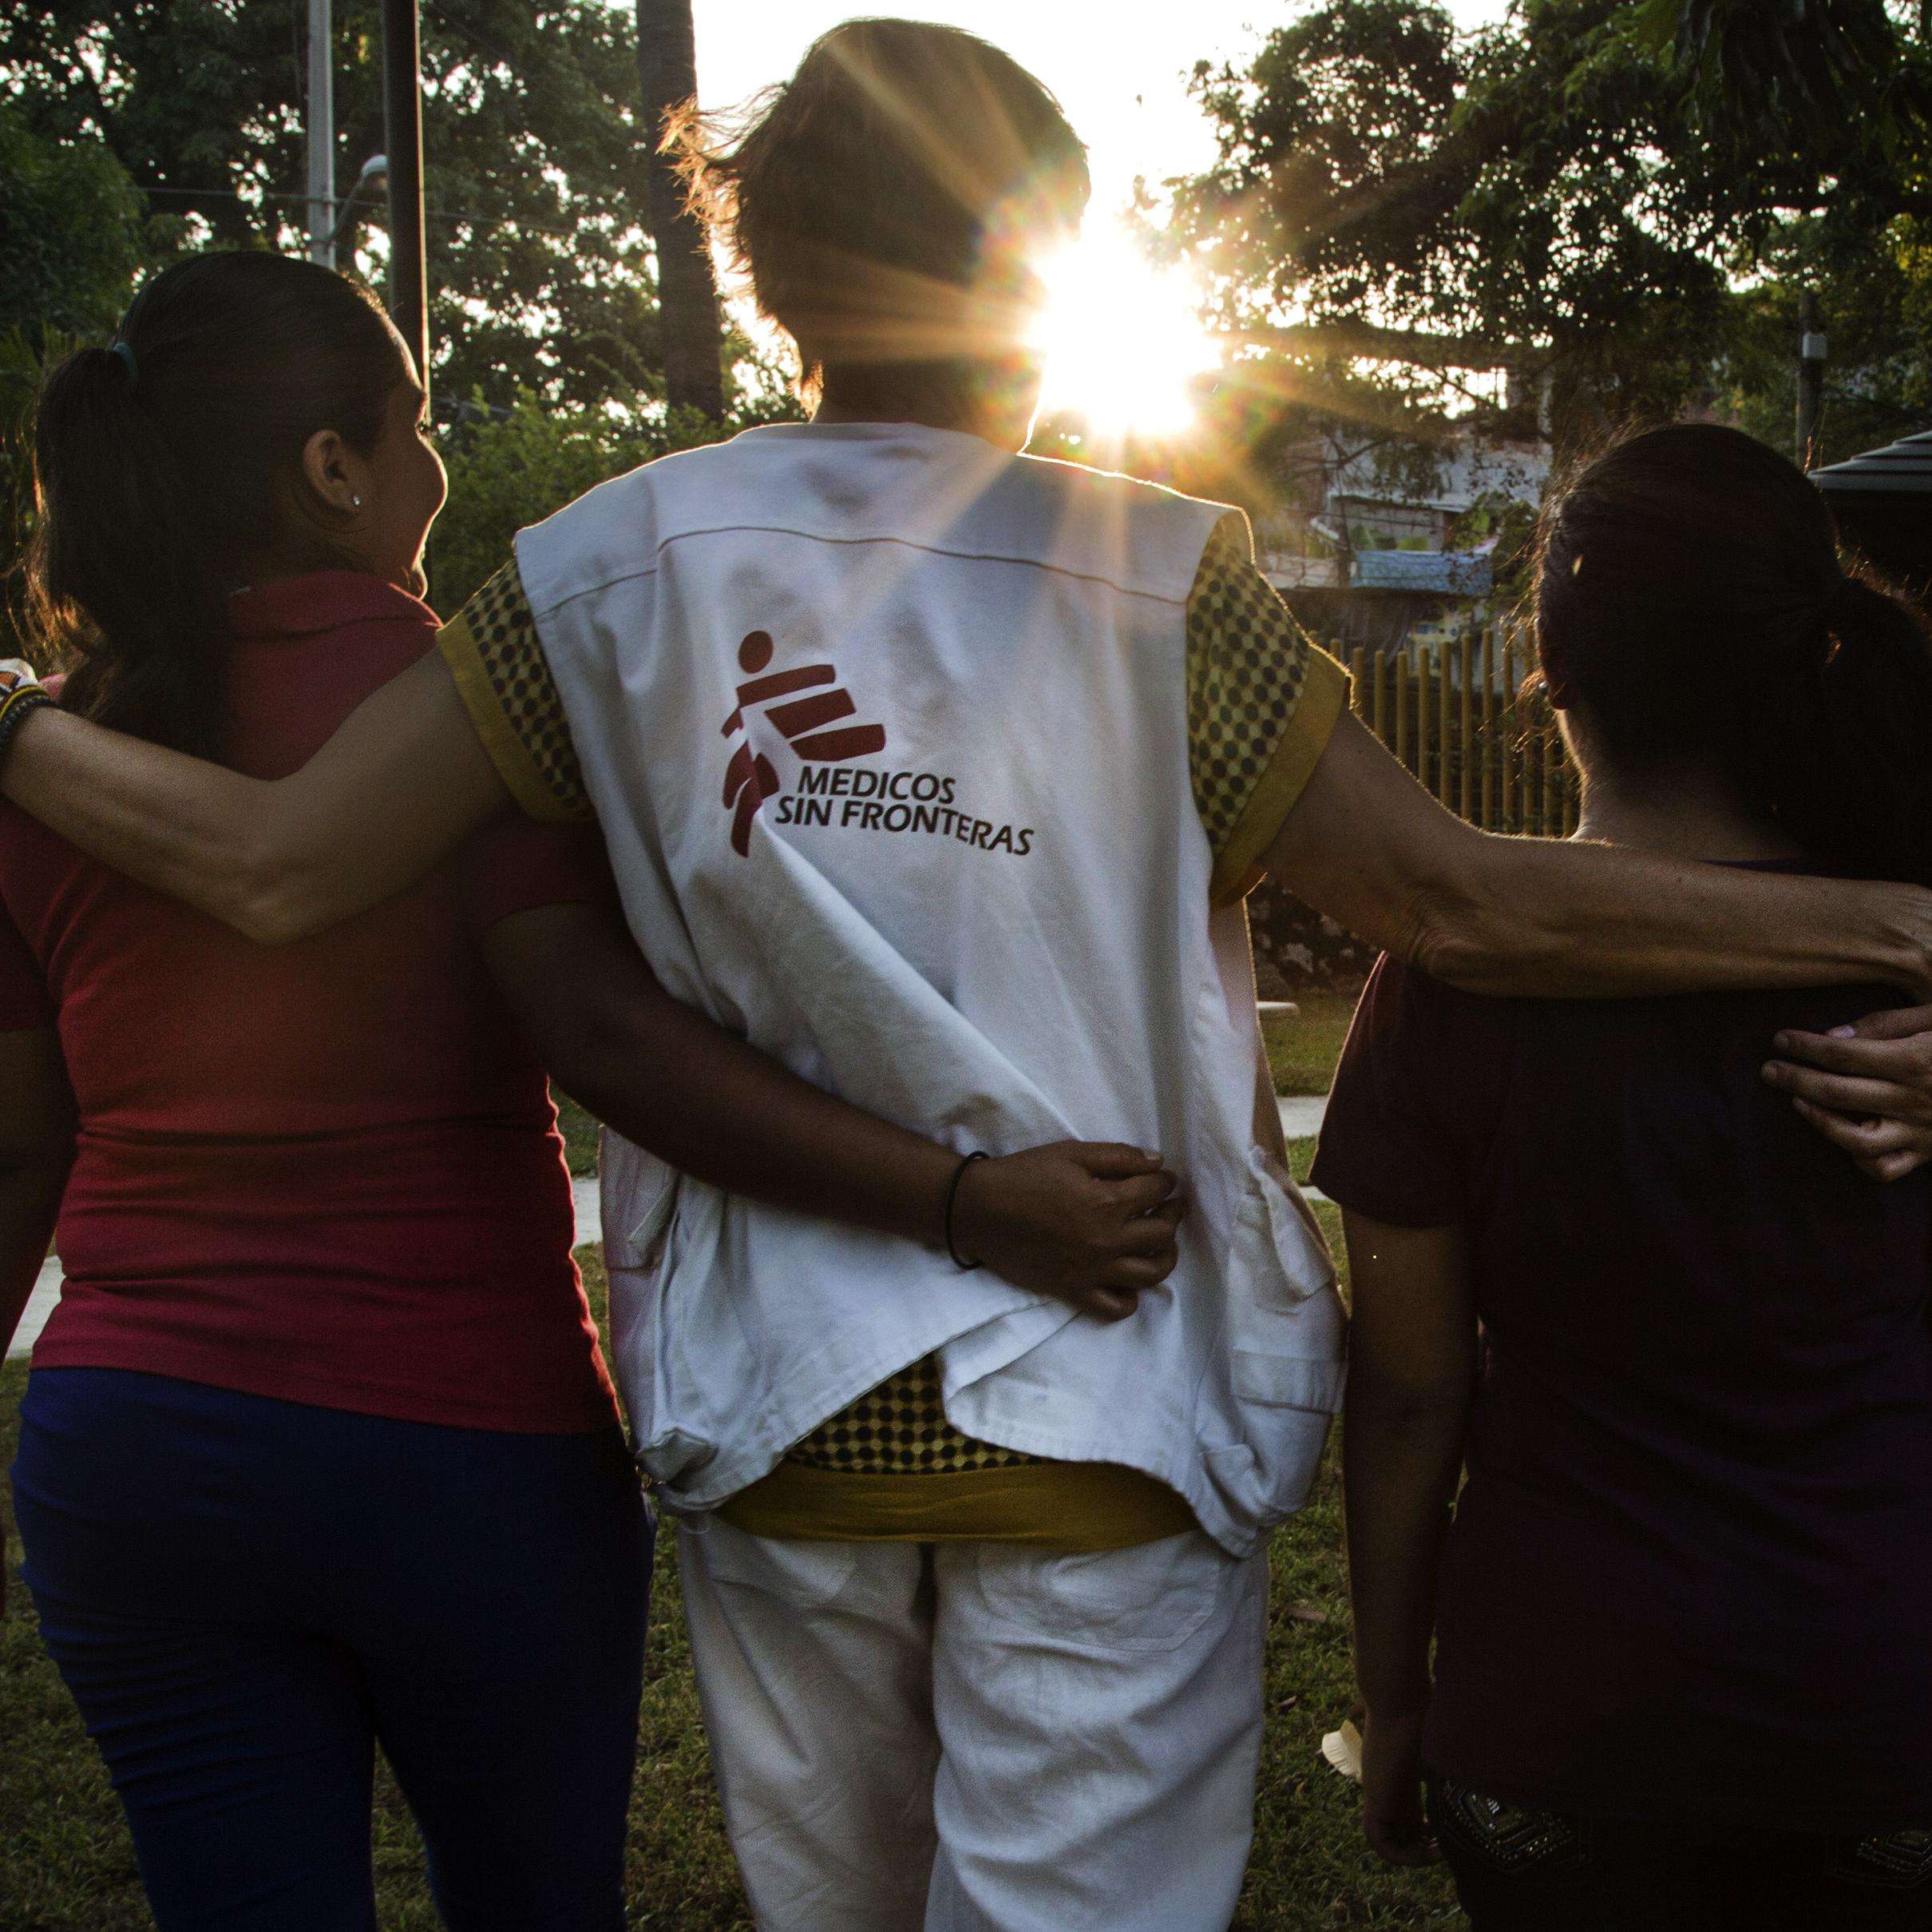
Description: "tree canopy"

(0, 105), (147, 345)
(2, 0), (671, 410)
(1169, 0), (1932, 465)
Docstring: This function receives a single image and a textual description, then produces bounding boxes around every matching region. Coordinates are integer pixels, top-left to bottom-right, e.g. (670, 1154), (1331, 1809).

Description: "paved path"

(572, 1174), (602, 1248)
(9, 1103), (1329, 1362)
(10, 1257), (65, 1363)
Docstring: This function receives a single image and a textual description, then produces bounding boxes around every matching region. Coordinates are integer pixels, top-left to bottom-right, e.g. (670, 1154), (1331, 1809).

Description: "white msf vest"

(517, 421), (1345, 1558)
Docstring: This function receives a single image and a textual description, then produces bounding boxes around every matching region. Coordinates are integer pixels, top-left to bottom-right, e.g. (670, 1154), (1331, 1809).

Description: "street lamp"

(325, 153), (389, 259)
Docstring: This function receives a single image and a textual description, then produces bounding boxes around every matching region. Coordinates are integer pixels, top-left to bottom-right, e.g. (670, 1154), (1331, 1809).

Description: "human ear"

(299, 428), (366, 518)
(1534, 644), (1572, 711)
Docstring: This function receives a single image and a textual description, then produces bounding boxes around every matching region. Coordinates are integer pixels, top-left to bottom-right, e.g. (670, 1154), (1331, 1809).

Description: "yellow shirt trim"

(1208, 646), (1350, 907)
(717, 1459), (1201, 1550)
(437, 608), (580, 825)
(435, 562), (591, 825)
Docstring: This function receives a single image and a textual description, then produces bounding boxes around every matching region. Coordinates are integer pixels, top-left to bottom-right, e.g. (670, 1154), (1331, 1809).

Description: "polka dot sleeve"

(436, 562), (592, 825)
(1186, 513), (1351, 905)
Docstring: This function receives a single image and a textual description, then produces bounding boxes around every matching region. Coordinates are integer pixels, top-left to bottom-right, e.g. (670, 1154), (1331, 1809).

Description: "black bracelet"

(0, 687), (53, 786)
(944, 1150), (989, 1270)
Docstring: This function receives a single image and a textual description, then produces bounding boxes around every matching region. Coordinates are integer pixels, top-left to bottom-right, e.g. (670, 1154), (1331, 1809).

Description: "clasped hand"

(1764, 1005), (1932, 1182)
(950, 1141), (1186, 1322)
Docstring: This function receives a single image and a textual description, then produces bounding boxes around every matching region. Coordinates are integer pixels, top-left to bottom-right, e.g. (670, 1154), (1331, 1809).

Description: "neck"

(812, 394), (1024, 449)
(1573, 761), (1803, 864)
(812, 362), (1035, 453)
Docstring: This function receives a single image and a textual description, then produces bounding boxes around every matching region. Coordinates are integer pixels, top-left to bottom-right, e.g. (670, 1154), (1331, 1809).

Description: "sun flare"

(1031, 224), (1218, 441)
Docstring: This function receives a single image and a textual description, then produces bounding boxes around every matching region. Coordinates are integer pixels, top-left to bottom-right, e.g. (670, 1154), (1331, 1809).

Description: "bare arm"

(1265, 712), (1932, 998)
(482, 901), (1184, 1320)
(1342, 1209), (1476, 1869)
(2, 653), (505, 945)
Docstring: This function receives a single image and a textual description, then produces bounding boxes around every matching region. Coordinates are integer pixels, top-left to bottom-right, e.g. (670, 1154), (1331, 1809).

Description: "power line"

(131, 180), (604, 243)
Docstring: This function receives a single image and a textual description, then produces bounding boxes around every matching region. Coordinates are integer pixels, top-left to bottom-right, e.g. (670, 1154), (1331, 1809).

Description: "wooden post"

(638, 0), (726, 418)
(1349, 644), (1368, 717)
(1371, 649), (1387, 745)
(1481, 629), (1498, 831)
(1542, 713), (1561, 837)
(1458, 631), (1475, 821)
(1501, 633), (1518, 831)
(1394, 652), (1410, 771)
(1524, 687), (1541, 833)
(1436, 642), (1454, 806)
(1529, 698), (1543, 835)
(380, 0), (428, 396)
(1415, 649), (1431, 790)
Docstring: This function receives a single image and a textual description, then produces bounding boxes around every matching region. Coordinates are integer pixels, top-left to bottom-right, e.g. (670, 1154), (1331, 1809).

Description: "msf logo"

(721, 629), (887, 856)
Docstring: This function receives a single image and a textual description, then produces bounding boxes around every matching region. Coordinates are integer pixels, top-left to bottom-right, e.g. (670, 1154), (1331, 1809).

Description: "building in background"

(1257, 432), (1550, 659)
(1811, 428), (1932, 600)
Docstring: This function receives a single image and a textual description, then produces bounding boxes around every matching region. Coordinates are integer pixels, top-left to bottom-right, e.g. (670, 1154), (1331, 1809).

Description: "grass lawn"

(0, 1218), (1459, 1930)
(1289, 1136), (1319, 1188)
(1262, 989), (1361, 1099)
(552, 1089), (602, 1177)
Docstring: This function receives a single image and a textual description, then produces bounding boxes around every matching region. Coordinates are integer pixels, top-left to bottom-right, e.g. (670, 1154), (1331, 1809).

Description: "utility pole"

(380, 0), (430, 400)
(637, 0), (725, 420)
(305, 0), (335, 266)
(1796, 291), (1827, 471)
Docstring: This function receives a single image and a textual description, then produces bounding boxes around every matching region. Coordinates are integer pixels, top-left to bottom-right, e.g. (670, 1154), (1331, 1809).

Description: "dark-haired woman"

(1322, 422), (1932, 1925)
(0, 248), (1186, 1932)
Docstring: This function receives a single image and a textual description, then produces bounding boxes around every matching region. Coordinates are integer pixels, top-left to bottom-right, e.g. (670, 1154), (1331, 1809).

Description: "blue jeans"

(12, 1368), (651, 1932)
(1431, 1779), (1932, 1930)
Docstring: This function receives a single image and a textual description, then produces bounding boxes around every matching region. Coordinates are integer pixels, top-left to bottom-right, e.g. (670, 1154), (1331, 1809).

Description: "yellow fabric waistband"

(714, 1459), (1200, 1551)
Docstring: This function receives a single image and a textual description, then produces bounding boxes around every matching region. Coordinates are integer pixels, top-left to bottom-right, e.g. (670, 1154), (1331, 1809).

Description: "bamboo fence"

(1329, 628), (1578, 837)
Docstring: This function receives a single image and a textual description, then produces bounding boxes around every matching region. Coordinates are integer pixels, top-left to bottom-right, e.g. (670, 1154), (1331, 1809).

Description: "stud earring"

(350, 493), (363, 509)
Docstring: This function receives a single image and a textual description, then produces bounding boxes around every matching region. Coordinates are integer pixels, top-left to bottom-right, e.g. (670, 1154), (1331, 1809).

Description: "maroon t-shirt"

(0, 572), (620, 1433)
(1313, 886), (1932, 1832)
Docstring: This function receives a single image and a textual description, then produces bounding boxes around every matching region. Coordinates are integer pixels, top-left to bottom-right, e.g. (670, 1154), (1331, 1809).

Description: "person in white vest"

(10, 18), (1932, 1931)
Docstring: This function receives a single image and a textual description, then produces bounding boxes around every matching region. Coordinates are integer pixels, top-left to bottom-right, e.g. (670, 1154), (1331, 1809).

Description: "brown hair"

(29, 251), (411, 756)
(1533, 422), (1932, 885)
(672, 18), (1089, 418)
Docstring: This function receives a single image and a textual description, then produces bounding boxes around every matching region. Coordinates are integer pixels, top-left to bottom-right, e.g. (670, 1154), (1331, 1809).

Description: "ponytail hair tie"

(109, 338), (139, 389)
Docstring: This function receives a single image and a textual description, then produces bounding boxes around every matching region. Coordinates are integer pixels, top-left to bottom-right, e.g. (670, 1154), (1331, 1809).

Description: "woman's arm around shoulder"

(2, 651), (505, 945)
(1261, 710), (1932, 1000)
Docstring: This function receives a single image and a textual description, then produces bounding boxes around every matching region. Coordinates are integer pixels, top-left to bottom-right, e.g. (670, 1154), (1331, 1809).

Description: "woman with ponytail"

(1321, 422), (1932, 1922)
(0, 251), (1186, 1932)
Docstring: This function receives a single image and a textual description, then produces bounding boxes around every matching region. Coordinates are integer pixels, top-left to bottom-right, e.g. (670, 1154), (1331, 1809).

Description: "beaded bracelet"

(0, 685), (53, 785)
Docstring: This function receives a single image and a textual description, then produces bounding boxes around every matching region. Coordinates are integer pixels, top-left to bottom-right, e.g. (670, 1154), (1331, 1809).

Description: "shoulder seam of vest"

(527, 524), (1204, 620)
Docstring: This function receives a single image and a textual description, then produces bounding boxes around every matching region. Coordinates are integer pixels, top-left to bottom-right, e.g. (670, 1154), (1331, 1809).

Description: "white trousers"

(678, 1518), (1269, 1932)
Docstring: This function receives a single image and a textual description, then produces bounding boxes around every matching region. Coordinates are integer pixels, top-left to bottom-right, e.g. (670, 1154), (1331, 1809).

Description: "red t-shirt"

(0, 572), (620, 1433)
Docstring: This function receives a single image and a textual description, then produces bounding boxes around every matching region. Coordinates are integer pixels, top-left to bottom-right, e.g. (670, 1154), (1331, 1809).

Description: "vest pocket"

(1232, 1348), (1345, 1413)
(600, 1127), (680, 1273)
(1234, 1145), (1336, 1312)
